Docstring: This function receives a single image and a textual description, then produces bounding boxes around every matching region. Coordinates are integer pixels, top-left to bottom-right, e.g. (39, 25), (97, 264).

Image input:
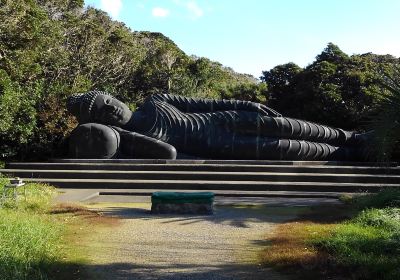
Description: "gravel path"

(82, 202), (301, 280)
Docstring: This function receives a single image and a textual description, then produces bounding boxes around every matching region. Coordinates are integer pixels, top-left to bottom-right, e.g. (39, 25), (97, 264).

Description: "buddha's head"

(68, 123), (120, 159)
(67, 91), (133, 126)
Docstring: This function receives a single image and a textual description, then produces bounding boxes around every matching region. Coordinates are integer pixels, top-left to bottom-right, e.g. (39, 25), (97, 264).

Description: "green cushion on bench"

(151, 192), (214, 204)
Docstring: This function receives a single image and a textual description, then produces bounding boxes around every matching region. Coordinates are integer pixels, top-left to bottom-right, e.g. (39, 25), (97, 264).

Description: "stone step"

(3, 160), (399, 197)
(92, 189), (347, 198)
(2, 169), (400, 184)
(50, 158), (399, 166)
(6, 162), (400, 174)
(20, 178), (400, 192)
(55, 188), (348, 203)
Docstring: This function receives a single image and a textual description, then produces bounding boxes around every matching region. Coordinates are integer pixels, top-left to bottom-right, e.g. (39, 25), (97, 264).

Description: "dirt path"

(78, 202), (305, 280)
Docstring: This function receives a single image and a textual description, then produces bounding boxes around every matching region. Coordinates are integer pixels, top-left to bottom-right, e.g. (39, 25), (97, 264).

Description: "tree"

(370, 65), (400, 161)
(260, 43), (399, 130)
(315, 42), (349, 63)
(260, 62), (302, 114)
(221, 82), (268, 104)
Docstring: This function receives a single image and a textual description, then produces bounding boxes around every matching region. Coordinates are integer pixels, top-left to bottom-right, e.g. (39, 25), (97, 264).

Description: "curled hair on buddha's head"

(67, 91), (111, 123)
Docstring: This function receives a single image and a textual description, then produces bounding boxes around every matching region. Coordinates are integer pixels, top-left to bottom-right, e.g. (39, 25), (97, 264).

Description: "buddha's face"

(69, 123), (120, 159)
(91, 94), (133, 126)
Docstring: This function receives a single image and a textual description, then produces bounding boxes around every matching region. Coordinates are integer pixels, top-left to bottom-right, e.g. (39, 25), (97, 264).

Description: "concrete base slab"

(54, 188), (344, 207)
(55, 189), (99, 203)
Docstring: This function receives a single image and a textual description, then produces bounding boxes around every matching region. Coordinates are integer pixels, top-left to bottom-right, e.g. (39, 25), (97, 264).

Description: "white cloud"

(149, 1), (204, 20)
(186, 1), (203, 19)
(100, 0), (122, 19)
(152, 7), (170, 17)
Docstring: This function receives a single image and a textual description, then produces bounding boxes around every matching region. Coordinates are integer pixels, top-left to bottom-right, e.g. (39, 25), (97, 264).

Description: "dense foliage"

(1, 1), (399, 160)
(369, 65), (400, 160)
(261, 43), (400, 130)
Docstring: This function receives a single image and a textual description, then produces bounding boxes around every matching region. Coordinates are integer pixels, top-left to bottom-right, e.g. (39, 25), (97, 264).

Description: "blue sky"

(84, 0), (400, 77)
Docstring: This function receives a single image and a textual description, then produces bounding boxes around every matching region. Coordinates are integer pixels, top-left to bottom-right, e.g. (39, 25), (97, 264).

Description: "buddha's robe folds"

(132, 94), (356, 160)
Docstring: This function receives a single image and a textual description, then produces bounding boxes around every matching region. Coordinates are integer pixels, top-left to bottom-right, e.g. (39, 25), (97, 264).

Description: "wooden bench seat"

(151, 191), (214, 215)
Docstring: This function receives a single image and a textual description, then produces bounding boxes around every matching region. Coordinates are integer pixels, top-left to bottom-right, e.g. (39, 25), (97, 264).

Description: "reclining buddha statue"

(66, 91), (369, 160)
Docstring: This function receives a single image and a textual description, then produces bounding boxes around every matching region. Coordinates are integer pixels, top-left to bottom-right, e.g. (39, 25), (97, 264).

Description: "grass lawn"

(261, 188), (400, 280)
(0, 177), (117, 280)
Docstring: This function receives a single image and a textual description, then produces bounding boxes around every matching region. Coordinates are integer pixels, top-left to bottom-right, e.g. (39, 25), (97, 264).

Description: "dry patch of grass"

(51, 203), (90, 214)
(52, 203), (120, 227)
(262, 221), (337, 279)
(261, 190), (400, 280)
(47, 203), (121, 280)
(261, 204), (356, 279)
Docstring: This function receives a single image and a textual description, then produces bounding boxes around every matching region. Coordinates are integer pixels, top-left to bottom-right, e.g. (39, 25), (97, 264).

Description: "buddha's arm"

(113, 127), (177, 159)
(151, 94), (281, 116)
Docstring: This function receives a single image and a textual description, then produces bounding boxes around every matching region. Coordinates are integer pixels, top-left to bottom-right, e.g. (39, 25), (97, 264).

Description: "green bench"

(151, 192), (215, 215)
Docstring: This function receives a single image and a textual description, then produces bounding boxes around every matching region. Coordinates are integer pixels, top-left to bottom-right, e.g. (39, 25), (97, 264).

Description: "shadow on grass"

(294, 203), (356, 223)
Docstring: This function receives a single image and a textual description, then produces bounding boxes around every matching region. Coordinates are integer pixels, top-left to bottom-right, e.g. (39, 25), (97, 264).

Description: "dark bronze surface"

(66, 91), (368, 160)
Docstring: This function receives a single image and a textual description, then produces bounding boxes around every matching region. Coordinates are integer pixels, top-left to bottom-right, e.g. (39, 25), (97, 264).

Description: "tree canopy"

(261, 43), (400, 130)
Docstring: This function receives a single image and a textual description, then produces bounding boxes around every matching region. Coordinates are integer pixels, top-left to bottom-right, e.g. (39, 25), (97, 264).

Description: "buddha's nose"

(105, 104), (116, 111)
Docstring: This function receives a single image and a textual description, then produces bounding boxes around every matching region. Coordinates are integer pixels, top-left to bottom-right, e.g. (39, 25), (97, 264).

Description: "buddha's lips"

(113, 108), (123, 117)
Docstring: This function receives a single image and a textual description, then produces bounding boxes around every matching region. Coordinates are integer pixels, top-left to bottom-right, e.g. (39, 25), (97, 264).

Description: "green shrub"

(349, 188), (400, 209)
(354, 208), (400, 231)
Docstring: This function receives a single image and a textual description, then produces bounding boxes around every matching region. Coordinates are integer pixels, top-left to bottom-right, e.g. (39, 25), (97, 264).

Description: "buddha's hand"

(111, 126), (177, 159)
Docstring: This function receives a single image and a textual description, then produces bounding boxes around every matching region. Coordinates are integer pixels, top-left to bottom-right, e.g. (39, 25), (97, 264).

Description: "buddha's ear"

(66, 95), (82, 119)
(66, 91), (111, 123)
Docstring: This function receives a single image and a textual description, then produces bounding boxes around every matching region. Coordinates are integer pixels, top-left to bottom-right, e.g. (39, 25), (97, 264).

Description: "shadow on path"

(93, 204), (306, 228)
(71, 261), (287, 280)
